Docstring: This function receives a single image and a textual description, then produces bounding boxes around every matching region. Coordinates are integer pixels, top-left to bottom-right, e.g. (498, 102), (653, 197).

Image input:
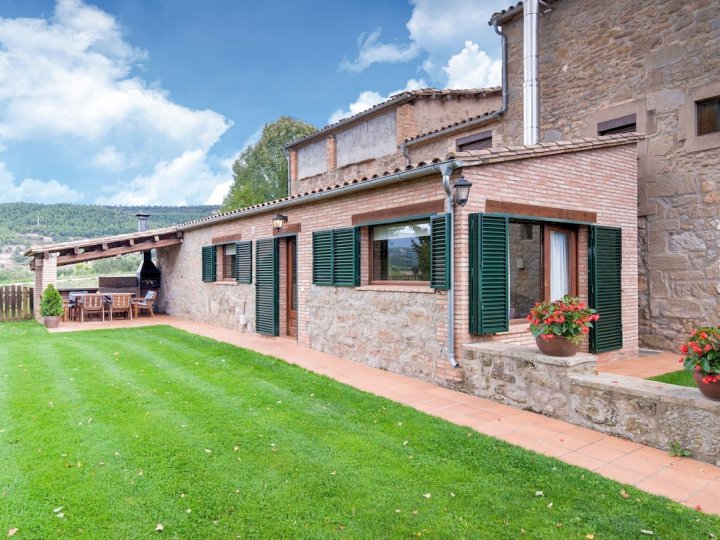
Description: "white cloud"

(443, 41), (502, 89)
(328, 78), (427, 124)
(339, 0), (507, 83)
(0, 0), (234, 204)
(340, 28), (419, 73)
(90, 145), (133, 171)
(0, 161), (82, 203)
(207, 180), (232, 205)
(94, 150), (230, 206)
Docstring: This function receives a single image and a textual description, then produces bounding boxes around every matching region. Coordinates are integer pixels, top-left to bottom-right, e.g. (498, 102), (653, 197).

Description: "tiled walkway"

(51, 316), (720, 515)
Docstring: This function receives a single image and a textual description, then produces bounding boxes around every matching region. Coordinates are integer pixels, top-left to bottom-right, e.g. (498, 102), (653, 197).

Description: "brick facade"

(158, 140), (638, 388)
(495, 0), (720, 349)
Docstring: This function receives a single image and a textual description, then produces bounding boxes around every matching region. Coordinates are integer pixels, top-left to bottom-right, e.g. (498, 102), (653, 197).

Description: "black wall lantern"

(272, 213), (288, 231)
(453, 177), (473, 207)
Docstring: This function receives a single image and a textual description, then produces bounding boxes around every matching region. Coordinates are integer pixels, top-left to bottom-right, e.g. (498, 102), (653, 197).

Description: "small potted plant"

(40, 284), (64, 329)
(527, 295), (599, 357)
(679, 327), (720, 401)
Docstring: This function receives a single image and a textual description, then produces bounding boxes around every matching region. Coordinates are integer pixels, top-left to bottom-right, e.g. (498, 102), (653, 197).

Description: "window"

(456, 130), (492, 152)
(371, 219), (430, 284)
(597, 114), (636, 135)
(508, 221), (577, 320)
(219, 244), (236, 280)
(697, 96), (720, 136)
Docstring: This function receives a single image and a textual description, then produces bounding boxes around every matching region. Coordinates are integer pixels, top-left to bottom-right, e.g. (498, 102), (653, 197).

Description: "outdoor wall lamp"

(452, 177), (473, 207)
(272, 213), (288, 231)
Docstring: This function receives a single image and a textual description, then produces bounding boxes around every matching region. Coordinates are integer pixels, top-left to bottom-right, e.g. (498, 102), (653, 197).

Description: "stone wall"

(308, 286), (445, 382)
(498, 0), (720, 349)
(157, 227), (256, 332)
(464, 342), (720, 465)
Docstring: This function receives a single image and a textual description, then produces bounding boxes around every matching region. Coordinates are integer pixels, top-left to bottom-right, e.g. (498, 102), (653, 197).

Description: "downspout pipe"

(523, 0), (540, 145)
(440, 162), (459, 369)
(492, 18), (509, 115)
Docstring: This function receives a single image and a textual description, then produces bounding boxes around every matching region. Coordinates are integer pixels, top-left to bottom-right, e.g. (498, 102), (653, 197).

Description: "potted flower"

(527, 295), (599, 357)
(679, 327), (720, 401)
(40, 284), (64, 329)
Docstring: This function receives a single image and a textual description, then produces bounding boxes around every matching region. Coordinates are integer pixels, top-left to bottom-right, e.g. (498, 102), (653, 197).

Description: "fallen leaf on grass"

(422, 493), (431, 499)
(620, 489), (630, 499)
(154, 523), (164, 532)
(7, 529), (18, 537)
(546, 502), (553, 509)
(535, 491), (544, 497)
(56, 513), (64, 519)
(640, 531), (654, 536)
(585, 535), (595, 539)
(53, 506), (63, 513)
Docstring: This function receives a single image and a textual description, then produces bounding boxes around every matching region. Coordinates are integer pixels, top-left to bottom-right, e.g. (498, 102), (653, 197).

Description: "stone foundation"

(463, 342), (720, 465)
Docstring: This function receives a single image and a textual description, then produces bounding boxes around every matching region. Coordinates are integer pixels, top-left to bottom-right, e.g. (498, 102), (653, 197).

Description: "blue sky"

(0, 0), (506, 206)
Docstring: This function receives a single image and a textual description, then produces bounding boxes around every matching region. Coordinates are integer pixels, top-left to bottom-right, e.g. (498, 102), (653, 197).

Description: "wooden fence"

(0, 285), (34, 321)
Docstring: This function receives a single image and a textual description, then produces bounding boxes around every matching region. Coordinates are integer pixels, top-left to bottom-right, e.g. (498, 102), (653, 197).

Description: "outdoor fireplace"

(135, 213), (161, 309)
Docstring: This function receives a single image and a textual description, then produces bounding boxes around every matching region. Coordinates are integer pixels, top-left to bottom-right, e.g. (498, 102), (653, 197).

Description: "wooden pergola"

(24, 227), (183, 269)
(24, 227), (183, 320)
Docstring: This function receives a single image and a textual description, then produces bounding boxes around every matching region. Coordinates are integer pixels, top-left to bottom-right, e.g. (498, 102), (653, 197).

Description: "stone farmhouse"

(488, 0), (720, 350)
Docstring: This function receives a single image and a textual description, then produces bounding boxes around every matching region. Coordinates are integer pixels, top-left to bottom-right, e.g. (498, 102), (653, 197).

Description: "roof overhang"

(24, 227), (183, 268)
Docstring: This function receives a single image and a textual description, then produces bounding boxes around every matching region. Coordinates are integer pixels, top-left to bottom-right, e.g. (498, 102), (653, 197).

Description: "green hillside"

(0, 203), (217, 284)
(0, 203), (216, 244)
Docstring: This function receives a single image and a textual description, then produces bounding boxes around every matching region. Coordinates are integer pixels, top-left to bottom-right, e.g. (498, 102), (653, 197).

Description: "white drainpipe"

(523, 0), (540, 145)
(440, 162), (459, 368)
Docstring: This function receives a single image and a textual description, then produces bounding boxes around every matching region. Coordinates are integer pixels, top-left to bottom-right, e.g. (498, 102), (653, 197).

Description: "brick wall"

(33, 255), (58, 320)
(158, 142), (638, 388)
(497, 0), (720, 349)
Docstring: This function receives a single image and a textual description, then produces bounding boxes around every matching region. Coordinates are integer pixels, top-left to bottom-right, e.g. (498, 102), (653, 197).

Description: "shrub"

(40, 284), (64, 317)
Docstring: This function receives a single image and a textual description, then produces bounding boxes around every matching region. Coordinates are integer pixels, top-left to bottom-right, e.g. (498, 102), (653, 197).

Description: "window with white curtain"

(509, 221), (577, 319)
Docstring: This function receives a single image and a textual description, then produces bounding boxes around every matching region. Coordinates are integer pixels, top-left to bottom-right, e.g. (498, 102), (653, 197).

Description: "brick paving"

(50, 315), (720, 515)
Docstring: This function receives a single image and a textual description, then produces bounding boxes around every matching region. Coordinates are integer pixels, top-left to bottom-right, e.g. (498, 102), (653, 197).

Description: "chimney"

(136, 212), (150, 232)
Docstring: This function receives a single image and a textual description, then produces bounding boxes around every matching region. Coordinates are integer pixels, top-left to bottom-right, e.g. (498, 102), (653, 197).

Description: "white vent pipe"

(523, 0), (540, 145)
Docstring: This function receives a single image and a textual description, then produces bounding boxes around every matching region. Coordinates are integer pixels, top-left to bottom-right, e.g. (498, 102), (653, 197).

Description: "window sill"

(497, 321), (531, 336)
(214, 280), (237, 286)
(355, 285), (436, 294)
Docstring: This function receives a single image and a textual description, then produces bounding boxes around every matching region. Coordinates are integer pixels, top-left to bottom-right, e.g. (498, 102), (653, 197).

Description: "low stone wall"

(462, 343), (596, 419)
(463, 342), (720, 465)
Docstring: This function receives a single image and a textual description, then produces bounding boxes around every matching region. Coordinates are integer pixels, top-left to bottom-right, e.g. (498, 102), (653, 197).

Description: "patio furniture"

(77, 293), (105, 322)
(107, 293), (133, 321)
(133, 290), (157, 318)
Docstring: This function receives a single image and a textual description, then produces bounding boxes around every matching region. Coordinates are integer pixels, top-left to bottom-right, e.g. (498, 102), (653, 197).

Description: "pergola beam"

(53, 237), (182, 266)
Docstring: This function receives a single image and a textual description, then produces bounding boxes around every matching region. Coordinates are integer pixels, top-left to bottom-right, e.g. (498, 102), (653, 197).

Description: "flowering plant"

(526, 295), (599, 345)
(679, 326), (720, 383)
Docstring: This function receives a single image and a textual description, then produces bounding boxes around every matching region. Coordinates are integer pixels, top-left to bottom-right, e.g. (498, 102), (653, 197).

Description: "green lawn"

(1, 323), (718, 538)
(648, 370), (695, 387)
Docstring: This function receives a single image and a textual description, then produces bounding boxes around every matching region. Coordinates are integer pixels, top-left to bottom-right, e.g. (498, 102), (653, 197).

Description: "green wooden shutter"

(235, 241), (252, 284)
(332, 227), (359, 287)
(469, 214), (509, 334)
(430, 213), (451, 290)
(201, 245), (216, 282)
(255, 238), (278, 336)
(589, 226), (623, 353)
(313, 230), (333, 285)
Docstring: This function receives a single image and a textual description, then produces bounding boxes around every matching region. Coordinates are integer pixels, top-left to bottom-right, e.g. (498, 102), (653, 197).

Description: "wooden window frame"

(217, 244), (237, 281)
(368, 218), (431, 286)
(697, 96), (720, 136)
(456, 130), (492, 152)
(508, 221), (578, 324)
(597, 114), (636, 136)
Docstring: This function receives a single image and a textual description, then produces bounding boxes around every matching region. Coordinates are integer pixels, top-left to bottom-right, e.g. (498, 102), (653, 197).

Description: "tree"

(221, 116), (316, 211)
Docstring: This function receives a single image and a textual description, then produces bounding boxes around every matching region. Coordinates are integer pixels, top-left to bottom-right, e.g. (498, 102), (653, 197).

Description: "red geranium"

(679, 326), (720, 380)
(527, 295), (599, 345)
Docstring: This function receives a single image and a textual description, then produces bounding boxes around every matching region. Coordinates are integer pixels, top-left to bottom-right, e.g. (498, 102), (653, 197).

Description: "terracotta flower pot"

(535, 335), (580, 357)
(43, 316), (60, 329)
(693, 372), (720, 401)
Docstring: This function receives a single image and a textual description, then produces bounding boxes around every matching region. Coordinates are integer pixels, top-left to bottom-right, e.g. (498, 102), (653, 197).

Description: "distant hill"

(0, 203), (218, 278)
